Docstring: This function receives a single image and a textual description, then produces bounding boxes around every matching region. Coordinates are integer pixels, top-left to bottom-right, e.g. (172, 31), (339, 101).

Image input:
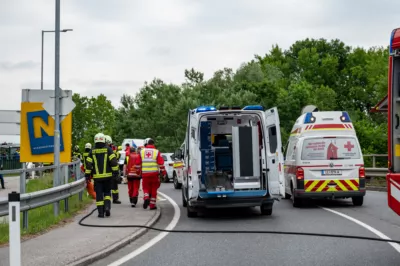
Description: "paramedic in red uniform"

(137, 138), (166, 210)
(126, 146), (142, 207)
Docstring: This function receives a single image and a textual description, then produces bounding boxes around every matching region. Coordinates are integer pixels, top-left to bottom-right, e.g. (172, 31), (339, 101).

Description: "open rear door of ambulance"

(264, 107), (285, 197)
(388, 27), (400, 215)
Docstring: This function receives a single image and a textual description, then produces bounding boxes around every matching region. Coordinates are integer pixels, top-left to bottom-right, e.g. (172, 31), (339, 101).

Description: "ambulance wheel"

(352, 196), (364, 206)
(182, 188), (187, 207)
(284, 193), (291, 199)
(292, 196), (303, 208)
(260, 205), (272, 216)
(187, 206), (197, 218)
(173, 173), (182, 189)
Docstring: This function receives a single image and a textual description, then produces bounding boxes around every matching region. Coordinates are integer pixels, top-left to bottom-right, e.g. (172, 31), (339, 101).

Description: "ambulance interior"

(198, 113), (265, 192)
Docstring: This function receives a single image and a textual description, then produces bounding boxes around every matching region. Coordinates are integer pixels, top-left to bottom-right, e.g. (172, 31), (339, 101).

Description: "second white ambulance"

(284, 110), (366, 207)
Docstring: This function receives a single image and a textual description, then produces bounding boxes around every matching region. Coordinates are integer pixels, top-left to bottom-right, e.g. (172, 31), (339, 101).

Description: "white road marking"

(107, 191), (181, 266)
(322, 207), (400, 254)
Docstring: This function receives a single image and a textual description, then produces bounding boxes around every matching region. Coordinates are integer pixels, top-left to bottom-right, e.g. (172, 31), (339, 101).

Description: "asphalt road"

(91, 184), (400, 266)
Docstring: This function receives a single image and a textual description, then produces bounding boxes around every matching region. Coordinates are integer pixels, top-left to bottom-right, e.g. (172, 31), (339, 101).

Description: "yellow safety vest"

(140, 148), (159, 174)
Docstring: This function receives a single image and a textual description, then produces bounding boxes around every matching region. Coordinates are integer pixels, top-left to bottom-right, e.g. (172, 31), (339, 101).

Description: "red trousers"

(127, 178), (140, 198)
(142, 175), (160, 208)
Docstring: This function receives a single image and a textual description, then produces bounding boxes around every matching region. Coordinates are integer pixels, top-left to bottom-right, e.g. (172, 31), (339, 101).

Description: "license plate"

(322, 170), (342, 175)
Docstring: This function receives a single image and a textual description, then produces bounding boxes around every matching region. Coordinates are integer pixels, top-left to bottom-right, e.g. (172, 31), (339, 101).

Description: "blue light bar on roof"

(242, 105), (264, 111)
(304, 112), (316, 124)
(340, 112), (351, 122)
(390, 29), (396, 54)
(195, 106), (217, 113)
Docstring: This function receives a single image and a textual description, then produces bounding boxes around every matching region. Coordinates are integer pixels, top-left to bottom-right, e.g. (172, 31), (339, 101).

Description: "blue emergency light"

(195, 106), (217, 113)
(304, 112), (316, 124)
(242, 105), (264, 111)
(390, 29), (396, 54)
(340, 112), (351, 122)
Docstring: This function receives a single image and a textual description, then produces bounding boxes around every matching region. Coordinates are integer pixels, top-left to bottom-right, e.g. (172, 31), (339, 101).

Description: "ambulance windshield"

(301, 137), (361, 161)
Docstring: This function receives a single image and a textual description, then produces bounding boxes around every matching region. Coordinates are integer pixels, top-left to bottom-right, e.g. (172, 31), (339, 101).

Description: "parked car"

(161, 153), (174, 182)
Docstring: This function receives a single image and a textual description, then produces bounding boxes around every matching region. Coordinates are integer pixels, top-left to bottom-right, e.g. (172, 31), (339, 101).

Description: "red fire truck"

(387, 27), (400, 215)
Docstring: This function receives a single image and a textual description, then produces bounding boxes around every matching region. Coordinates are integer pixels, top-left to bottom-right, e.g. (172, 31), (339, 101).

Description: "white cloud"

(0, 0), (398, 118)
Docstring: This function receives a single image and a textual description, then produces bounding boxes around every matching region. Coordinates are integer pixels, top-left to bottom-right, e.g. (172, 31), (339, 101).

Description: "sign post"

(8, 192), (21, 266)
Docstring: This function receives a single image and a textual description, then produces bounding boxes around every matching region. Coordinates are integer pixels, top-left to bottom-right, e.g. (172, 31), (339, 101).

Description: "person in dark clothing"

(0, 165), (5, 189)
(85, 133), (119, 218)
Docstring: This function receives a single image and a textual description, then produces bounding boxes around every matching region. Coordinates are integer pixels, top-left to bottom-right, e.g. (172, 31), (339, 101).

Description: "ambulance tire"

(352, 196), (364, 206)
(284, 193), (291, 199)
(292, 196), (303, 208)
(182, 188), (188, 207)
(187, 206), (197, 218)
(260, 205), (272, 216)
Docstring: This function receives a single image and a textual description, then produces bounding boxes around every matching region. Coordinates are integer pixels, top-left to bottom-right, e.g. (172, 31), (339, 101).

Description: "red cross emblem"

(145, 150), (153, 158)
(344, 141), (354, 152)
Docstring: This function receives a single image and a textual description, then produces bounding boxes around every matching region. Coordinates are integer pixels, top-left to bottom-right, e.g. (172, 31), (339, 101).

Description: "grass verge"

(0, 174), (93, 245)
(367, 177), (387, 187)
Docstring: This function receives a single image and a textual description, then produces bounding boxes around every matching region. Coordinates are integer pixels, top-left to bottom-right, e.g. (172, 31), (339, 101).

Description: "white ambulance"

(283, 110), (365, 207)
(181, 105), (285, 218)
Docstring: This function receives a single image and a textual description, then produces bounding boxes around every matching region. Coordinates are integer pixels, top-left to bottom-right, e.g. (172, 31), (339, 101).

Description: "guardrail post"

(76, 161), (83, 201)
(373, 155), (376, 168)
(20, 163), (28, 230)
(9, 192), (21, 266)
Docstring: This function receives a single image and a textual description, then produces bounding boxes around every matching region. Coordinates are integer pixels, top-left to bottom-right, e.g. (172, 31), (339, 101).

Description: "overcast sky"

(0, 0), (399, 142)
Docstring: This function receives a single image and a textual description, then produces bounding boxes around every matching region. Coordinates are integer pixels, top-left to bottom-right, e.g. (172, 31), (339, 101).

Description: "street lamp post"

(40, 28), (72, 90)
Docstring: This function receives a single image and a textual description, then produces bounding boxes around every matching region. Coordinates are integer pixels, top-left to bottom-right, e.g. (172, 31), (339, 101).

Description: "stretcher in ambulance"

(284, 111), (366, 207)
(181, 105), (285, 218)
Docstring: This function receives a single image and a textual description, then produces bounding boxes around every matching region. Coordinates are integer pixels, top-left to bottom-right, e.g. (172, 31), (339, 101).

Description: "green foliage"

(72, 38), (389, 155)
(72, 93), (116, 150)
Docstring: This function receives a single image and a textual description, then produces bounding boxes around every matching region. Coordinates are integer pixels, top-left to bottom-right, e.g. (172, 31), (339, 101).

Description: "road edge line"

(322, 207), (400, 254)
(107, 191), (181, 266)
(68, 205), (161, 266)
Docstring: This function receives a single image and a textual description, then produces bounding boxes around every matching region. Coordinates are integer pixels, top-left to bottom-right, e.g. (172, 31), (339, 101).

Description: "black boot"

(143, 198), (150, 209)
(113, 194), (121, 204)
(130, 197), (136, 207)
(132, 197), (138, 205)
(105, 201), (111, 217)
(97, 206), (105, 218)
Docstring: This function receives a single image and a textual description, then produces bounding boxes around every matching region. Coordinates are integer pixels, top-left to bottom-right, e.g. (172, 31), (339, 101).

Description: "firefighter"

(85, 133), (119, 218)
(126, 146), (142, 207)
(105, 135), (121, 204)
(82, 143), (96, 199)
(137, 138), (166, 210)
(72, 145), (82, 160)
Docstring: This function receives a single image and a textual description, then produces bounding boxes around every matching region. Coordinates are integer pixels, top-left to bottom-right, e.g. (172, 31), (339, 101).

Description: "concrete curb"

(366, 186), (387, 192)
(67, 206), (162, 266)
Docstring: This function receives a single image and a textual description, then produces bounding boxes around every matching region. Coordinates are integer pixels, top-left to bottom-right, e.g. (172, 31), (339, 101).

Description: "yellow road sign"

(20, 102), (72, 163)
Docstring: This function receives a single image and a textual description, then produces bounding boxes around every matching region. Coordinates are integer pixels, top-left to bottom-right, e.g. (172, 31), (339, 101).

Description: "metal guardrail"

(365, 168), (388, 177)
(363, 154), (388, 178)
(0, 159), (85, 228)
(0, 178), (85, 217)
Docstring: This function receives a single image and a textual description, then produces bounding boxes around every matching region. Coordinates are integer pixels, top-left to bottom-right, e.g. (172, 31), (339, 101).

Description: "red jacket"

(125, 146), (130, 156)
(126, 152), (141, 179)
(135, 145), (166, 178)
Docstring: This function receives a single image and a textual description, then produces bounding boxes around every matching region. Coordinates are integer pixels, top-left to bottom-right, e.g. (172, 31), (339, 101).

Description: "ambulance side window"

(191, 127), (196, 140)
(268, 126), (278, 153)
(286, 140), (297, 161)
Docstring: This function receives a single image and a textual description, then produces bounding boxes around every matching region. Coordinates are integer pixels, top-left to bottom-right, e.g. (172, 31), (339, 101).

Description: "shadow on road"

(195, 207), (269, 221)
(296, 198), (357, 209)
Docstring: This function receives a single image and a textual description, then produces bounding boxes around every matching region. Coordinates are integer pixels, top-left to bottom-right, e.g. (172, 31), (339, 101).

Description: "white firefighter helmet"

(144, 138), (154, 147)
(85, 143), (92, 149)
(94, 133), (105, 143)
(105, 135), (112, 144)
